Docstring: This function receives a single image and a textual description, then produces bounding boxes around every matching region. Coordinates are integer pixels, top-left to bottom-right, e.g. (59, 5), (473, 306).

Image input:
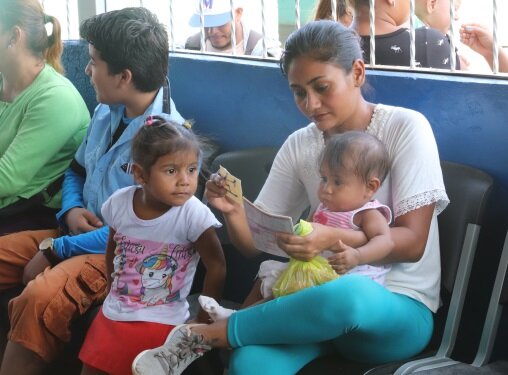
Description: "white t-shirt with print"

(255, 104), (449, 312)
(101, 186), (221, 325)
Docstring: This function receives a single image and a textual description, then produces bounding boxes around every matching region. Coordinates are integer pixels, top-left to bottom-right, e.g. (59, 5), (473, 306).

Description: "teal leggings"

(227, 274), (433, 375)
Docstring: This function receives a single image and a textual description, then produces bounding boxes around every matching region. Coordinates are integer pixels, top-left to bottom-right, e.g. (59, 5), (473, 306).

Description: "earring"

(7, 44), (12, 49)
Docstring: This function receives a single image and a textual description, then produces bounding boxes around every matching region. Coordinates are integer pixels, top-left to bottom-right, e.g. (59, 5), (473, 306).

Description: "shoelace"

(154, 332), (212, 374)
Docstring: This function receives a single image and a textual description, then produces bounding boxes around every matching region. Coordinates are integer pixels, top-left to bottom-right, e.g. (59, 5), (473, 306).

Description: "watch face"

(39, 237), (54, 250)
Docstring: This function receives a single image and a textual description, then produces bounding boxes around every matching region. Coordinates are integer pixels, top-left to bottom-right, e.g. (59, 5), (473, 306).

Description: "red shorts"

(79, 308), (175, 375)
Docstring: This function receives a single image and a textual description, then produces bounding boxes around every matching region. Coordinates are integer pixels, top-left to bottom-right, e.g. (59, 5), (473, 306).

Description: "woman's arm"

(194, 227), (227, 323)
(385, 203), (435, 263)
(276, 223), (368, 261)
(0, 86), (88, 198)
(204, 177), (259, 256)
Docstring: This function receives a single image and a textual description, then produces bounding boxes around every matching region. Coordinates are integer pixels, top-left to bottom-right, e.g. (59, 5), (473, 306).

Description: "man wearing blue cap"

(185, 0), (280, 57)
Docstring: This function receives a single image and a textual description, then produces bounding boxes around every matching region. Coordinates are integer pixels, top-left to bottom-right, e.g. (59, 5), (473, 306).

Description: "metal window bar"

(331, 0), (337, 22)
(493, 0), (499, 74)
(409, 0), (416, 69)
(449, 0), (457, 71)
(230, 0), (237, 55)
(66, 0), (71, 40)
(261, 0), (267, 58)
(199, 0), (205, 52)
(169, 0), (175, 51)
(295, 0), (300, 30)
(369, 0), (375, 66)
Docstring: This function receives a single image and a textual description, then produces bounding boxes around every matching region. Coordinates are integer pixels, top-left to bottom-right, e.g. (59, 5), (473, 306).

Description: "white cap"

(189, 0), (240, 28)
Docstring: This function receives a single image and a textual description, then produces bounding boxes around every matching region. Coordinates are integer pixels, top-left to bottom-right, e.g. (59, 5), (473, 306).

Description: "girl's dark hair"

(280, 20), (362, 76)
(0, 0), (63, 73)
(320, 131), (391, 184)
(132, 116), (202, 172)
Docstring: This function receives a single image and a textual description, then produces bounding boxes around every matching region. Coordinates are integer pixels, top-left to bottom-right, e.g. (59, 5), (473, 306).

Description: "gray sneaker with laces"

(132, 324), (211, 375)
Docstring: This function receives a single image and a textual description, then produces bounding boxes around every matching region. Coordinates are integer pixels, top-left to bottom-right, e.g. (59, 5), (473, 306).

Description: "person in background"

(199, 131), (394, 322)
(184, 0), (281, 58)
(131, 20), (449, 375)
(415, 0), (461, 36)
(0, 0), (89, 235)
(0, 7), (185, 375)
(460, 23), (508, 73)
(314, 0), (354, 27)
(351, 0), (460, 69)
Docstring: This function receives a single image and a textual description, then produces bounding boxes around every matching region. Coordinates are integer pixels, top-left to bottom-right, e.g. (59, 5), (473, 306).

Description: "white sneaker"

(132, 324), (211, 375)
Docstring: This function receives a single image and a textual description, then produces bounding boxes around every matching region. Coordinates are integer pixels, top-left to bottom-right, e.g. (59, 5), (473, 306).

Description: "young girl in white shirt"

(78, 115), (225, 375)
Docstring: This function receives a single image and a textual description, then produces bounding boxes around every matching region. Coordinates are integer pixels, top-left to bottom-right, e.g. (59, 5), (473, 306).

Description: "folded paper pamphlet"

(243, 198), (293, 258)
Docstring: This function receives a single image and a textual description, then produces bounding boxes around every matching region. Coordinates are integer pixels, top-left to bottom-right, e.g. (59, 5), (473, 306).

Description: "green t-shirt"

(0, 64), (90, 209)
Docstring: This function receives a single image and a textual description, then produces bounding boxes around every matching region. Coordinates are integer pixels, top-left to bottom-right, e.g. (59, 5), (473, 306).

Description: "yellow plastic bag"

(272, 220), (339, 298)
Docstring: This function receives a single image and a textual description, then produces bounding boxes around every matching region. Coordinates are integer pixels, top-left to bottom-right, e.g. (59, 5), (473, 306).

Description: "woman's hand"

(328, 240), (360, 274)
(65, 207), (103, 234)
(204, 173), (241, 214)
(276, 222), (335, 261)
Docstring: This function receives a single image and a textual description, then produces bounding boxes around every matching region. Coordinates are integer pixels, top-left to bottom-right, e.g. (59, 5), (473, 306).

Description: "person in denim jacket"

(0, 7), (184, 375)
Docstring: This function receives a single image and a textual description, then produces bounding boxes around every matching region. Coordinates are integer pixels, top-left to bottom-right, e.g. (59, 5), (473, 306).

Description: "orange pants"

(0, 229), (107, 362)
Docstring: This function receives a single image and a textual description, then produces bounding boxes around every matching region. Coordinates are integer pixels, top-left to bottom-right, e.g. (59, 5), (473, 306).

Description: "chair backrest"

(393, 161), (494, 374)
(438, 161), (493, 294)
(209, 147), (279, 203)
(205, 147), (281, 303)
(435, 161), (493, 357)
(471, 230), (508, 366)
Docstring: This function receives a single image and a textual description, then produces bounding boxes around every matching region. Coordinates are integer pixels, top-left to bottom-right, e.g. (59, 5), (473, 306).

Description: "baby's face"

(318, 164), (371, 213)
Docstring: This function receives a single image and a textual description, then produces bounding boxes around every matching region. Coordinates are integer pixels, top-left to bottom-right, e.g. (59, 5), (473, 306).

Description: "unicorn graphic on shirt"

(136, 248), (179, 306)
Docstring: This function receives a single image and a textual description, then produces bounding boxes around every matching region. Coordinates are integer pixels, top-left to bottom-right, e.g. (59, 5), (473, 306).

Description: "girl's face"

(318, 162), (374, 212)
(287, 55), (361, 136)
(139, 148), (199, 215)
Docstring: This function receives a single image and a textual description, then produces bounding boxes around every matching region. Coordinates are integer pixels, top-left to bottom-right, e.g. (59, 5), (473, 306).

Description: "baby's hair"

(321, 131), (390, 184)
(132, 115), (202, 171)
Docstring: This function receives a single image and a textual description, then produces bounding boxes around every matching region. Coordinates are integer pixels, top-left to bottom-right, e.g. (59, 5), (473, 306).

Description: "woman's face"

(0, 22), (10, 71)
(287, 55), (360, 135)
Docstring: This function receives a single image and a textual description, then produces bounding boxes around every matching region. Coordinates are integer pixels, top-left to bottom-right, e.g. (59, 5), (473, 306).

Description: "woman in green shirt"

(0, 0), (90, 234)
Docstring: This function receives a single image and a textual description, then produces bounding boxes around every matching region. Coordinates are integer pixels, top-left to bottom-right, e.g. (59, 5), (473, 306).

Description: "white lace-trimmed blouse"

(255, 103), (449, 312)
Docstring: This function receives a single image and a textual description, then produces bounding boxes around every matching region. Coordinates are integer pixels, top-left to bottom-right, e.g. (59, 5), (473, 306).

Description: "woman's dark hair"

(80, 7), (168, 92)
(132, 116), (202, 172)
(320, 131), (391, 184)
(280, 20), (362, 76)
(0, 0), (63, 73)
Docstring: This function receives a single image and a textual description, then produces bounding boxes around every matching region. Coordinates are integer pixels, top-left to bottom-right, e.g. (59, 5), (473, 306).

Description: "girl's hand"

(276, 222), (333, 261)
(328, 240), (361, 275)
(204, 173), (240, 214)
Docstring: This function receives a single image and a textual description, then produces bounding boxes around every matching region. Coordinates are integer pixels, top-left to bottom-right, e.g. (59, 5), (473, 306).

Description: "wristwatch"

(38, 238), (62, 266)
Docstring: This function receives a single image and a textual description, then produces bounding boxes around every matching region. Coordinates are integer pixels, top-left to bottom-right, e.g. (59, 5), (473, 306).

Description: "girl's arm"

(105, 228), (117, 292)
(194, 226), (226, 323)
(328, 209), (393, 273)
(352, 208), (394, 263)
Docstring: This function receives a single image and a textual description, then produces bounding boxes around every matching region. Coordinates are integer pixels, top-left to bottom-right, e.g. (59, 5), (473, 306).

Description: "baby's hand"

(328, 240), (361, 274)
